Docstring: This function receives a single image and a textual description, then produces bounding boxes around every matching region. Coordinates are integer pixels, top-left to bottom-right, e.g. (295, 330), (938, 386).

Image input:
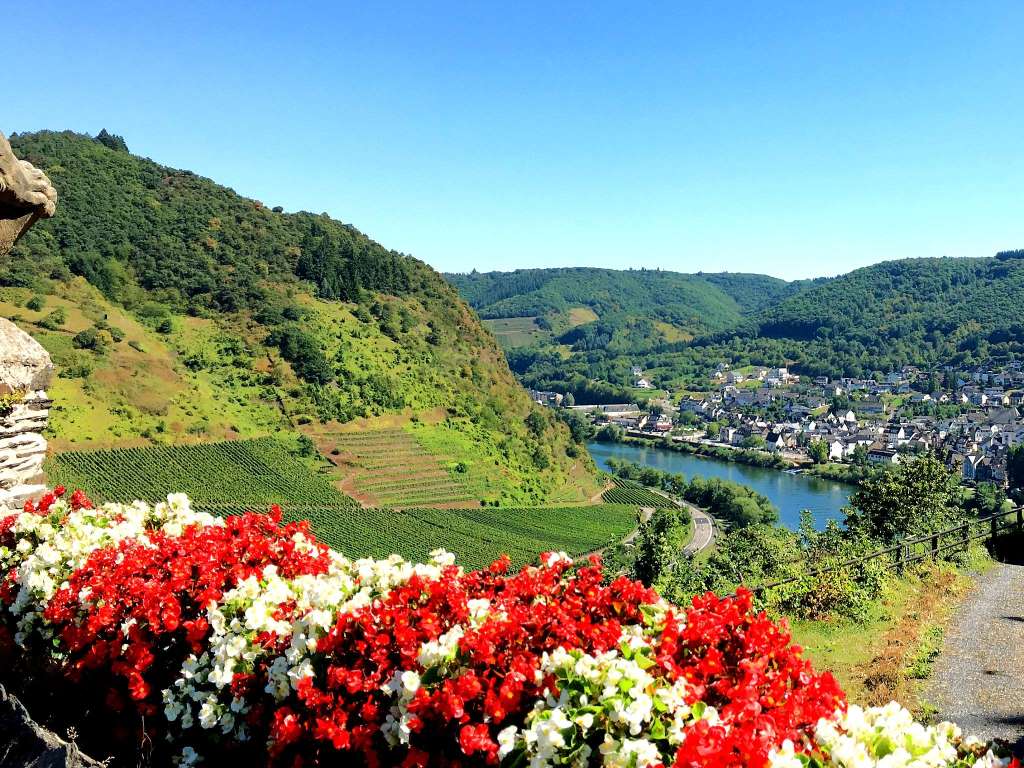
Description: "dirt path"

(924, 561), (1024, 755)
(621, 506), (655, 546)
(589, 480), (614, 504)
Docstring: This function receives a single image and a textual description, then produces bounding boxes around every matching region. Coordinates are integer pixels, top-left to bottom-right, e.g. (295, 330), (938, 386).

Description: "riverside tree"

(844, 453), (963, 545)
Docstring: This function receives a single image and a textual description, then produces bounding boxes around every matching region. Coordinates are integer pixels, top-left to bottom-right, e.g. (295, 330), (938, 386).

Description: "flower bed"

(0, 488), (1018, 767)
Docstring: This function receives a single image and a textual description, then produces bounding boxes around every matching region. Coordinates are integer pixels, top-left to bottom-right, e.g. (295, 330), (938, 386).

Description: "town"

(531, 361), (1024, 485)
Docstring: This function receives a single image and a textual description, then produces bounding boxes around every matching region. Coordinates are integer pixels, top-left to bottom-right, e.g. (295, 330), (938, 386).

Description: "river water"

(587, 441), (852, 531)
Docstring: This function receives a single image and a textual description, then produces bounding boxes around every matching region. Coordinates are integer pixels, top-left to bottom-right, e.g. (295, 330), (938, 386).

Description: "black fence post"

(991, 514), (998, 543)
(1017, 507), (1023, 534)
(895, 538), (904, 575)
(962, 520), (970, 555)
(931, 531), (939, 560)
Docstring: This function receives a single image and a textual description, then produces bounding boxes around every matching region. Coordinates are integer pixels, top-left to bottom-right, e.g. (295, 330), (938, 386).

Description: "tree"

(845, 453), (963, 545)
(741, 434), (766, 450)
(96, 128), (129, 152)
(557, 409), (593, 444)
(808, 439), (829, 464)
(595, 423), (625, 443)
(851, 443), (869, 467)
(1007, 444), (1024, 490)
(562, 392), (575, 407)
(524, 410), (547, 438)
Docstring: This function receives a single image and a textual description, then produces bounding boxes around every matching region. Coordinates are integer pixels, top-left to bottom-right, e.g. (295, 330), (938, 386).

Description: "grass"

(481, 316), (551, 348)
(602, 478), (675, 508)
(904, 625), (944, 680)
(313, 426), (482, 508)
(0, 281), (287, 448)
(652, 321), (693, 343)
(788, 549), (990, 710)
(564, 306), (599, 327)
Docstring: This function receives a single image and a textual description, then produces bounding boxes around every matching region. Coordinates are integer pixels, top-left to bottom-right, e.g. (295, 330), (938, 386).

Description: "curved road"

(683, 503), (715, 556)
(647, 487), (716, 556)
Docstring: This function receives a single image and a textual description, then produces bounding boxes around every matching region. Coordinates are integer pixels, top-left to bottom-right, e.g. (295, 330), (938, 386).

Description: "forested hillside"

(447, 256), (1024, 400)
(446, 267), (771, 331)
(3, 130), (596, 505)
(742, 254), (1024, 376)
(445, 267), (794, 401)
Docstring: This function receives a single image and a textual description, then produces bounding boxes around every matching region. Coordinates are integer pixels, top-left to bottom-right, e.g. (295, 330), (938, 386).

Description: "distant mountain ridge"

(445, 267), (808, 336)
(446, 255), (1024, 400)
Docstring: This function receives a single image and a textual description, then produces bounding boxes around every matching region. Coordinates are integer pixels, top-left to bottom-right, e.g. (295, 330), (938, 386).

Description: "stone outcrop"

(0, 132), (57, 255)
(0, 686), (101, 767)
(0, 132), (56, 516)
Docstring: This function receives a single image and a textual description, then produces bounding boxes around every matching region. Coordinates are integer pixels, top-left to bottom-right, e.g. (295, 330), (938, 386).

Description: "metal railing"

(749, 506), (1023, 595)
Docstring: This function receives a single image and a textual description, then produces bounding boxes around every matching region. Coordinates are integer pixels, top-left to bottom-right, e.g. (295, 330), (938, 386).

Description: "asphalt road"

(683, 504), (715, 556)
(646, 487), (716, 557)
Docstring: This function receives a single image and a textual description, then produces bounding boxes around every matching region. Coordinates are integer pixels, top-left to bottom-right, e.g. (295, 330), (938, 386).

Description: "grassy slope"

(789, 554), (988, 713)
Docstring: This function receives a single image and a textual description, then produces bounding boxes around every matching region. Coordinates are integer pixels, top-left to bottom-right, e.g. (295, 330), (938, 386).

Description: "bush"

(25, 295), (45, 311)
(37, 307), (67, 330)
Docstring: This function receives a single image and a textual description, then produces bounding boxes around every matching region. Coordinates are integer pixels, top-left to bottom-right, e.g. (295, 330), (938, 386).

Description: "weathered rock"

(0, 389), (50, 516)
(0, 319), (53, 392)
(0, 131), (56, 255)
(0, 686), (101, 767)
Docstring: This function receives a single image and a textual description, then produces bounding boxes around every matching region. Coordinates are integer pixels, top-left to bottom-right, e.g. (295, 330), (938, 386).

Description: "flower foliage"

(0, 489), (1018, 768)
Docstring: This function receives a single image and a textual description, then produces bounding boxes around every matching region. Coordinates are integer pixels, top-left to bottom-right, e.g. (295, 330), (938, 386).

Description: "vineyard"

(233, 503), (640, 570)
(306, 427), (488, 508)
(46, 438), (638, 569)
(45, 438), (360, 509)
(602, 477), (675, 508)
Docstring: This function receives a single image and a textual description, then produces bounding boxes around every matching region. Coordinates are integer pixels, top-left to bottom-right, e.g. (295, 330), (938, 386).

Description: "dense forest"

(3, 130), (593, 504)
(446, 267), (784, 332)
(449, 256), (1024, 401)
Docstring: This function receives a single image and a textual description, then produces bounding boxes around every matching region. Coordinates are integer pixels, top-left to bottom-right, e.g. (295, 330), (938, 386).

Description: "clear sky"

(6, 1), (1024, 279)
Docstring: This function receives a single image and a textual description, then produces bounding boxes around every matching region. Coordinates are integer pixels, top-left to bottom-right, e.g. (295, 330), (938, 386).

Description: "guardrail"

(749, 506), (1024, 595)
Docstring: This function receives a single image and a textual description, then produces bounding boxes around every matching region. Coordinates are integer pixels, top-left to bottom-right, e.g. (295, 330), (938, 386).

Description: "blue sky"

(7, 1), (1023, 279)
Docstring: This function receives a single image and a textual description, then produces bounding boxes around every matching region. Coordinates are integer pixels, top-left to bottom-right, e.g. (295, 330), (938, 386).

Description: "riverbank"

(621, 431), (793, 469)
(588, 440), (853, 530)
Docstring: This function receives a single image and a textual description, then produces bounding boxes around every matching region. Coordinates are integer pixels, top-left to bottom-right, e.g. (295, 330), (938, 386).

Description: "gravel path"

(925, 561), (1024, 755)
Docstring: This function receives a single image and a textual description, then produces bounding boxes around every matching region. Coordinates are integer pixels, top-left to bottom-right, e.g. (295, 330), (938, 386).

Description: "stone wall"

(0, 132), (57, 516)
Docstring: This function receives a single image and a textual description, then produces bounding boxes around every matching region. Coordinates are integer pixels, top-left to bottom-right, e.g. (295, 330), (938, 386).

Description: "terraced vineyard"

(312, 428), (485, 508)
(46, 438), (360, 509)
(602, 477), (674, 508)
(47, 437), (640, 570)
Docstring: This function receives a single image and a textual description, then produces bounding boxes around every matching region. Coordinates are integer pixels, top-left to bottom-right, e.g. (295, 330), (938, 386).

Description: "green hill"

(447, 256), (1024, 398)
(445, 267), (754, 333)
(737, 253), (1024, 377)
(444, 267), (800, 401)
(5, 130), (598, 505)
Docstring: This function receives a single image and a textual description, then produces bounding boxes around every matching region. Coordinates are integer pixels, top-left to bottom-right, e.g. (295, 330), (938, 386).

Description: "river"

(587, 441), (852, 531)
